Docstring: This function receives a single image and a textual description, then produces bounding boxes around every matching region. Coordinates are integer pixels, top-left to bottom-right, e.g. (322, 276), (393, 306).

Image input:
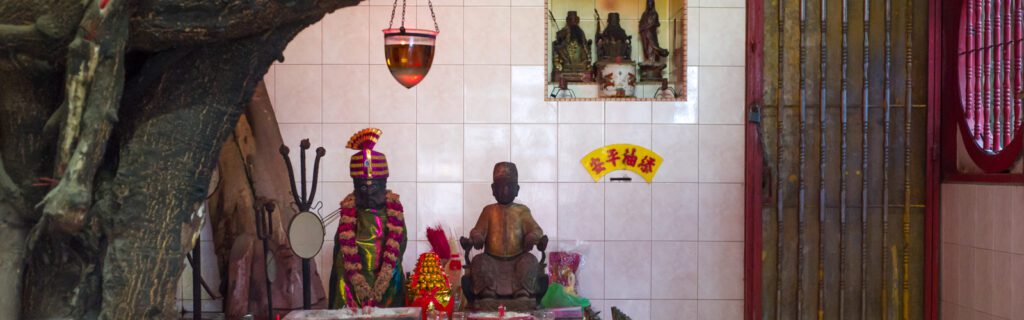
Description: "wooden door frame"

(741, 0), (943, 318)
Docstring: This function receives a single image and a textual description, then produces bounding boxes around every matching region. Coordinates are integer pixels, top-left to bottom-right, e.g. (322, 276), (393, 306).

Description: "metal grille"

(758, 0), (929, 318)
(959, 0), (1024, 153)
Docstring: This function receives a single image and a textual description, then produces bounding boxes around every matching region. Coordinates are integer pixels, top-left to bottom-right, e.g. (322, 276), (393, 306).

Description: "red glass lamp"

(383, 0), (440, 89)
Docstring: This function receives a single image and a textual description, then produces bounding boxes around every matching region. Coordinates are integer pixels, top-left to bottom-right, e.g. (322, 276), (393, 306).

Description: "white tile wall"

(182, 0), (747, 317)
(941, 183), (1024, 320)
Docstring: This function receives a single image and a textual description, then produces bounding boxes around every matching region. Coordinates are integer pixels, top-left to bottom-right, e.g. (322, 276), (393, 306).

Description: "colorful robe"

(328, 191), (407, 308)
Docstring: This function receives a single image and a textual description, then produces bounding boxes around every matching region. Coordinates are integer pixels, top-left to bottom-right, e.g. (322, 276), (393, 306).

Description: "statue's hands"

(537, 235), (549, 252)
(459, 236), (473, 251)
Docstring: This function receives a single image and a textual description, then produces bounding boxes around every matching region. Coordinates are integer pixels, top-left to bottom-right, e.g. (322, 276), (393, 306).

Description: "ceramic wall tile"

(652, 241), (698, 299)
(653, 183), (699, 240)
(606, 102), (653, 124)
(418, 6), (465, 65)
(652, 300), (698, 320)
(282, 22), (323, 64)
(697, 66), (744, 124)
(697, 241), (743, 299)
(942, 244), (959, 305)
(558, 101), (605, 123)
(466, 0), (510, 6)
(686, 8), (699, 68)
(511, 124), (558, 182)
(974, 249), (993, 313)
(370, 6), (417, 65)
(698, 125), (744, 182)
(558, 124), (604, 182)
(698, 8), (744, 67)
(603, 124), (652, 182)
(993, 251), (1013, 318)
(959, 246), (975, 308)
(700, 0), (746, 8)
(463, 182), (494, 238)
(605, 241), (653, 299)
(518, 183), (558, 239)
(957, 184), (977, 248)
(264, 66), (277, 107)
(697, 300), (743, 320)
(369, 65), (418, 123)
(511, 66), (558, 123)
(1012, 254), (1024, 320)
(417, 124), (464, 181)
(375, 124), (419, 182)
(992, 188), (1013, 253)
(511, 0), (544, 6)
(275, 65), (323, 123)
(417, 183), (464, 240)
(975, 186), (995, 250)
(652, 124), (699, 182)
(653, 67), (698, 124)
(417, 65), (465, 123)
(464, 124), (512, 181)
(465, 65), (512, 123)
(699, 183), (743, 241)
(511, 7), (544, 65)
(323, 6), (370, 64)
(419, 0), (463, 6)
(323, 65), (370, 124)
(605, 182), (652, 241)
(1015, 187), (1024, 255)
(464, 7), (512, 64)
(558, 183), (604, 241)
(322, 124), (371, 182)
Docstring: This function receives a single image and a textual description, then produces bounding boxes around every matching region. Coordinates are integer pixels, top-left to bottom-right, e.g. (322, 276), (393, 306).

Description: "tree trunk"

(209, 82), (327, 319)
(0, 0), (360, 317)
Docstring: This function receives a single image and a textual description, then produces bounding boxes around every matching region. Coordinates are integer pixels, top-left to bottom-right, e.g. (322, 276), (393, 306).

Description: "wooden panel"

(758, 0), (930, 318)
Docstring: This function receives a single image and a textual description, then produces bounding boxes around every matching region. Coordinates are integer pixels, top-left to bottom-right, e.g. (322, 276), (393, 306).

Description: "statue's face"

(353, 178), (387, 209)
(567, 15), (580, 26)
(491, 180), (519, 205)
(608, 15), (620, 25)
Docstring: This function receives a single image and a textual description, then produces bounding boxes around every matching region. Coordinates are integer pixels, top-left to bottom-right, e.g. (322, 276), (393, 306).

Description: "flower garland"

(337, 192), (405, 306)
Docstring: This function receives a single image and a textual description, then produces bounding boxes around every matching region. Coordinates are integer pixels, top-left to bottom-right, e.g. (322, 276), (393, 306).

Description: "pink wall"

(940, 183), (1024, 320)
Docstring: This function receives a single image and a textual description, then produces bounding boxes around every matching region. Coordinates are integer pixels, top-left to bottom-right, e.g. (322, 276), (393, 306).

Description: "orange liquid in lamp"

(385, 43), (435, 88)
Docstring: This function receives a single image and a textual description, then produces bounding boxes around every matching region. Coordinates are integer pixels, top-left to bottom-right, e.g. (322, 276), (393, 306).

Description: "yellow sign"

(580, 144), (663, 183)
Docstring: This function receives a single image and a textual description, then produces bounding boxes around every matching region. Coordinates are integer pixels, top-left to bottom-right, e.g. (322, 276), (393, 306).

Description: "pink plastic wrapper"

(548, 251), (582, 291)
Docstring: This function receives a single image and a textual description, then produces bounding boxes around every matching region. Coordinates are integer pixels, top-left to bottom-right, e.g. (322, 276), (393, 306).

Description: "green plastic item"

(540, 283), (591, 308)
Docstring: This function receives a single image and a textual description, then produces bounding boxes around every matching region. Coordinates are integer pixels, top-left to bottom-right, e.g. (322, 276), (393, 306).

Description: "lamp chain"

(387, 0), (440, 33)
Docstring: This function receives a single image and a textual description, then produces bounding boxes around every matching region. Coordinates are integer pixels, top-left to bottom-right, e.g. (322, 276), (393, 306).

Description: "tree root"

(37, 0), (128, 235)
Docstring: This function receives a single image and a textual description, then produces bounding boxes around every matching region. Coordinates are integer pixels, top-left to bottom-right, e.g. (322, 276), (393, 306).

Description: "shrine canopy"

(580, 144), (663, 183)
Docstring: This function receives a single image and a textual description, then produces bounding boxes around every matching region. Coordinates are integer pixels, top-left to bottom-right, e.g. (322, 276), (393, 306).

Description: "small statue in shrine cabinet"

(638, 0), (670, 81)
(551, 11), (594, 82)
(328, 128), (408, 309)
(595, 12), (637, 98)
(460, 162), (550, 312)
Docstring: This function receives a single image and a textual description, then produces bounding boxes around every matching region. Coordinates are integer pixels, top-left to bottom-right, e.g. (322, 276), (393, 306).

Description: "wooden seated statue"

(459, 162), (549, 311)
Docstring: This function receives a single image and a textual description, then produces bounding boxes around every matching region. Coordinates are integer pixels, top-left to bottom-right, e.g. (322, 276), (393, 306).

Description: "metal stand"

(280, 139), (325, 310)
(192, 239), (201, 320)
(255, 203), (275, 319)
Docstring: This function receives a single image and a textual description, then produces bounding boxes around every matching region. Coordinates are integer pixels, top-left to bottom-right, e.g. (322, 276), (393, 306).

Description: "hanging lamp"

(383, 0), (439, 88)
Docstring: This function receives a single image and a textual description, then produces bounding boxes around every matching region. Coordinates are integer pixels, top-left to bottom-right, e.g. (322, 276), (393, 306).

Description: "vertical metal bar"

(986, 0), (994, 150)
(996, 0), (1004, 151)
(193, 239), (201, 320)
(881, 0), (893, 316)
(840, 0), (850, 317)
(902, 0), (914, 317)
(1011, 0), (1019, 131)
(800, 0), (810, 315)
(776, 0), (787, 316)
(818, 0), (828, 316)
(1009, 0), (1015, 146)
(969, 0), (977, 140)
(978, 0), (986, 142)
(1005, 0), (1013, 146)
(860, 0), (870, 317)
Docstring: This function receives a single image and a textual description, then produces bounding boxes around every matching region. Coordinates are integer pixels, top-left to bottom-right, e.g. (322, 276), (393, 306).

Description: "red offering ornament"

(406, 253), (453, 319)
(382, 0), (440, 88)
